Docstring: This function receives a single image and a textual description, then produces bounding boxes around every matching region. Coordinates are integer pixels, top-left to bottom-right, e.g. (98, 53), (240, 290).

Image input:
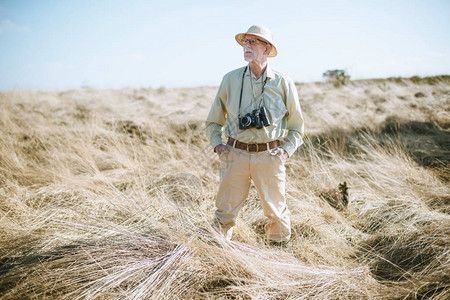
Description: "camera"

(239, 107), (271, 130)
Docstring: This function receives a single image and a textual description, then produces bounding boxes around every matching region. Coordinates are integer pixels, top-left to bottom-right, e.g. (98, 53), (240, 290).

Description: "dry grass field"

(0, 75), (449, 299)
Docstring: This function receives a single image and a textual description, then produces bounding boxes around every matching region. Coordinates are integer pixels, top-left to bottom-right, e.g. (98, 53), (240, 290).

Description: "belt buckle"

(246, 143), (258, 152)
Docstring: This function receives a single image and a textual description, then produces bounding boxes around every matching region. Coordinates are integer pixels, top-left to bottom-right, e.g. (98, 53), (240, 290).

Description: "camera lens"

(242, 115), (252, 126)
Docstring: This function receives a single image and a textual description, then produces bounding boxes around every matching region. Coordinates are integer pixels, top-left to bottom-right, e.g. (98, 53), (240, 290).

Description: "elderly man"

(205, 25), (304, 245)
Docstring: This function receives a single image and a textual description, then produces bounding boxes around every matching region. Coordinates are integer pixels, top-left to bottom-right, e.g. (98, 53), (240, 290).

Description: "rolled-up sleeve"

(281, 79), (304, 157)
(206, 77), (228, 150)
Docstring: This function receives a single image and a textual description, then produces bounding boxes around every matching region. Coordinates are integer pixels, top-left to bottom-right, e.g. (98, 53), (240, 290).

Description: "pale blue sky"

(1, 0), (449, 90)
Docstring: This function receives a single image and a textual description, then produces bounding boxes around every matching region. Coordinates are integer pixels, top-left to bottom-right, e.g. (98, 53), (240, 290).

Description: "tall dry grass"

(0, 76), (449, 299)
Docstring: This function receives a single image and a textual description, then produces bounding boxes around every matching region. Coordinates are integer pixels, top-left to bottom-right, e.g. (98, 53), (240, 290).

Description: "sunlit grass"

(1, 76), (449, 299)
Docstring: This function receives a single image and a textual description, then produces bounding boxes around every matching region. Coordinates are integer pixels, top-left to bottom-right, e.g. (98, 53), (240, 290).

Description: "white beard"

(244, 48), (253, 62)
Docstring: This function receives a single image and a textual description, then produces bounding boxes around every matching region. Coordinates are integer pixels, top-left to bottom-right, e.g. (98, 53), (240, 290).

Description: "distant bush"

(410, 76), (422, 84)
(412, 75), (450, 85)
(323, 69), (351, 87)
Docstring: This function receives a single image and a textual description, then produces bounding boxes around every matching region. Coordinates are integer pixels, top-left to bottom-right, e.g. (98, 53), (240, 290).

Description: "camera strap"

(238, 65), (268, 117)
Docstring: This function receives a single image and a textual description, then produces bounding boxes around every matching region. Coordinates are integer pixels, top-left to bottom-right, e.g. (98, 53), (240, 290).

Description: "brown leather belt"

(227, 137), (280, 152)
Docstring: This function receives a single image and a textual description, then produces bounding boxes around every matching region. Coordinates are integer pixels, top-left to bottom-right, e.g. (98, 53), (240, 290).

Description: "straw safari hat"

(235, 25), (277, 57)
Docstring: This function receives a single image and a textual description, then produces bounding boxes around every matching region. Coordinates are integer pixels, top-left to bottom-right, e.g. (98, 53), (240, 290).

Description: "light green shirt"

(206, 64), (304, 157)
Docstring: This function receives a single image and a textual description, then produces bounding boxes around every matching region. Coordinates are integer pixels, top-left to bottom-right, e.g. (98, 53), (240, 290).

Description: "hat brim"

(235, 33), (277, 57)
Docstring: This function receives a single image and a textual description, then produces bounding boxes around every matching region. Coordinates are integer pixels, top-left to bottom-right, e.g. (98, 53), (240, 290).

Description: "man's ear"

(265, 45), (272, 56)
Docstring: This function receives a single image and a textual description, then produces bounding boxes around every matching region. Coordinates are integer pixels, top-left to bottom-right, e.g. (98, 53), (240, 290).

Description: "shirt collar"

(265, 65), (275, 80)
(245, 64), (274, 81)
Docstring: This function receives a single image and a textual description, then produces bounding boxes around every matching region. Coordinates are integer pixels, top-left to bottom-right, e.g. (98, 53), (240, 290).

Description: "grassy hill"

(0, 76), (449, 299)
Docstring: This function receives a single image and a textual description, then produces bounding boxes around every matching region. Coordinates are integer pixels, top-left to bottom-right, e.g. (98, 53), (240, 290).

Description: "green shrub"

(323, 69), (350, 87)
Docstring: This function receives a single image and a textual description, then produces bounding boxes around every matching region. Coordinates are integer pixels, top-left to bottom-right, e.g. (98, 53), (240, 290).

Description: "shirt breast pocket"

(264, 93), (287, 127)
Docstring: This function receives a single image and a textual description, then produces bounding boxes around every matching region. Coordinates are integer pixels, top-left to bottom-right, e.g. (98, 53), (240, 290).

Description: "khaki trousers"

(214, 146), (290, 242)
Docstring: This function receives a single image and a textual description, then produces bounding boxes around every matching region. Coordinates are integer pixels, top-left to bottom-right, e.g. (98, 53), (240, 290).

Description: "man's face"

(242, 34), (270, 63)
